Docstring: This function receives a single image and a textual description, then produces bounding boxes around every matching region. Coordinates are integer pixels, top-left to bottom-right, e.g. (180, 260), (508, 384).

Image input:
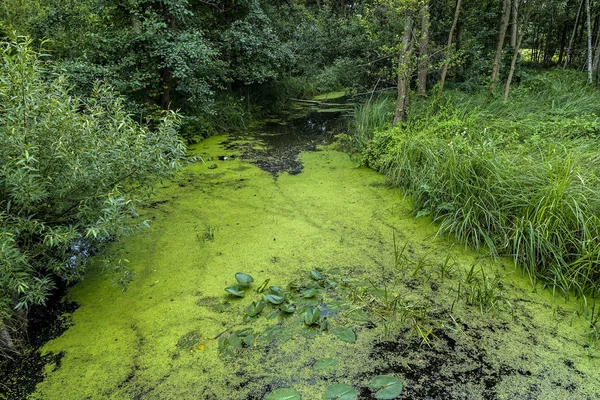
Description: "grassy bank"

(355, 70), (600, 296)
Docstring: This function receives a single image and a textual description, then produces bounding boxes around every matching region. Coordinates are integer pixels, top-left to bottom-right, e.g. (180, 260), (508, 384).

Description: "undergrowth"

(355, 69), (600, 296)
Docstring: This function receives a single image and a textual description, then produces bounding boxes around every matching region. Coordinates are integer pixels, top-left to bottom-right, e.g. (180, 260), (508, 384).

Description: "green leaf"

(245, 300), (266, 317)
(303, 306), (320, 325)
(265, 388), (301, 400)
(235, 272), (254, 286)
(313, 358), (339, 373)
(256, 278), (270, 293)
(269, 286), (285, 296)
(225, 285), (245, 297)
(229, 333), (241, 348)
(302, 288), (318, 298)
(347, 310), (369, 322)
(368, 375), (403, 399)
(264, 293), (285, 304)
(310, 270), (322, 280)
(242, 334), (255, 346)
(335, 327), (356, 343)
(280, 303), (296, 313)
(322, 384), (358, 400)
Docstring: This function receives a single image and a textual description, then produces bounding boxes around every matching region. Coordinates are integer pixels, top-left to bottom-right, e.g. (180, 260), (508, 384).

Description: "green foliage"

(362, 70), (600, 295)
(265, 388), (301, 400)
(368, 375), (403, 399)
(322, 383), (358, 400)
(0, 38), (184, 346)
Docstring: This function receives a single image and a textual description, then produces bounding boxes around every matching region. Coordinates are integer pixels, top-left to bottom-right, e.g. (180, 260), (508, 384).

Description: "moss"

(33, 135), (600, 399)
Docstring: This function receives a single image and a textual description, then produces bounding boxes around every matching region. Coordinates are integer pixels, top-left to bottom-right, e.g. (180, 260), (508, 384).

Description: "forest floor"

(17, 108), (600, 399)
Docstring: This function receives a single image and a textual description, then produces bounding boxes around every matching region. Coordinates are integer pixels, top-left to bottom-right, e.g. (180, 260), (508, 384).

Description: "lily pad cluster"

(265, 374), (403, 400)
(221, 270), (357, 353)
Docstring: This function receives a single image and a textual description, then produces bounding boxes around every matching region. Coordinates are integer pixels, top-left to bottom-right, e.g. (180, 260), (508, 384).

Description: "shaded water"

(17, 104), (600, 399)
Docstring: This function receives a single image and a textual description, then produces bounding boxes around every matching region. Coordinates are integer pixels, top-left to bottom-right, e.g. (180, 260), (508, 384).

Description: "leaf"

(302, 288), (318, 298)
(265, 388), (301, 400)
(368, 375), (403, 399)
(303, 306), (320, 325)
(280, 303), (296, 313)
(225, 285), (245, 297)
(256, 278), (270, 293)
(313, 358), (339, 373)
(229, 333), (241, 348)
(322, 384), (358, 400)
(264, 293), (285, 304)
(347, 310), (369, 322)
(246, 300), (266, 317)
(335, 327), (356, 343)
(269, 286), (285, 296)
(235, 272), (254, 286)
(310, 270), (322, 280)
(242, 334), (255, 346)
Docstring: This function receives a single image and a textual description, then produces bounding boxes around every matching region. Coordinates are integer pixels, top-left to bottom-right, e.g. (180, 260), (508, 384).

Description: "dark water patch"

(1, 273), (80, 399)
(222, 111), (346, 176)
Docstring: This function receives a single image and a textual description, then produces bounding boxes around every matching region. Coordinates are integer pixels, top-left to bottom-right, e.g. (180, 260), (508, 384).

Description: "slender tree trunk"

(438, 0), (462, 97)
(511, 0), (519, 47)
(505, 12), (531, 100)
(418, 2), (430, 96)
(393, 16), (415, 126)
(490, 0), (512, 95)
(558, 19), (568, 64)
(592, 16), (600, 84)
(586, 0), (593, 83)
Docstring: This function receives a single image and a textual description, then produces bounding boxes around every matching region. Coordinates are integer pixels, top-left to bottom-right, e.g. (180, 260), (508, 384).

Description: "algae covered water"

(28, 111), (600, 399)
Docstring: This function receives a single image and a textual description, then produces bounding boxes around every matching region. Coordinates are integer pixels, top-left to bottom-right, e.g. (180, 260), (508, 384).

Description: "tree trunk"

(417, 2), (430, 96)
(504, 12), (531, 100)
(592, 15), (600, 84)
(160, 67), (172, 110)
(511, 0), (519, 47)
(489, 0), (512, 95)
(393, 16), (415, 126)
(558, 18), (568, 64)
(586, 0), (593, 83)
(437, 0), (462, 97)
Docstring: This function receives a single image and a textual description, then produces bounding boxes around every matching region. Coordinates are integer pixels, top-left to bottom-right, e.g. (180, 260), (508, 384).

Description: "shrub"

(0, 38), (185, 356)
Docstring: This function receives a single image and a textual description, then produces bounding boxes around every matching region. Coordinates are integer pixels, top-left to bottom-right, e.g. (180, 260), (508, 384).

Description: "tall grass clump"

(350, 94), (395, 151)
(360, 70), (600, 295)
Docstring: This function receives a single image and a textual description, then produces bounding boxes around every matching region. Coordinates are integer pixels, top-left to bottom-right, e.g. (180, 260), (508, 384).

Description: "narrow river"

(29, 106), (600, 399)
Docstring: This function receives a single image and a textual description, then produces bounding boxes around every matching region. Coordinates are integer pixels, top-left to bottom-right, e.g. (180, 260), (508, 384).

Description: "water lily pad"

(246, 300), (266, 317)
(269, 286), (285, 296)
(347, 310), (369, 322)
(310, 270), (323, 280)
(235, 272), (254, 287)
(368, 375), (403, 399)
(335, 327), (356, 343)
(265, 388), (301, 400)
(225, 285), (245, 297)
(302, 288), (319, 298)
(264, 293), (285, 304)
(322, 384), (357, 400)
(280, 303), (296, 313)
(303, 306), (320, 325)
(314, 358), (339, 373)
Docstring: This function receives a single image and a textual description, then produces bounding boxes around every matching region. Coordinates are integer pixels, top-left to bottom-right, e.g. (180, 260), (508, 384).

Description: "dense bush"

(0, 39), (185, 356)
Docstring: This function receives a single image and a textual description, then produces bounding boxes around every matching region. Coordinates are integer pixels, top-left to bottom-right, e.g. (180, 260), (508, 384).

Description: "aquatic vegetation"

(27, 133), (600, 399)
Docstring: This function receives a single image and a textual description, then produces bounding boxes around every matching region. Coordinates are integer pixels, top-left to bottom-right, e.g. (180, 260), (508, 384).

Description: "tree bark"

(437, 0), (462, 97)
(489, 0), (512, 95)
(566, 0), (585, 67)
(511, 0), (519, 47)
(587, 0), (593, 83)
(393, 16), (415, 126)
(504, 11), (531, 100)
(417, 2), (430, 96)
